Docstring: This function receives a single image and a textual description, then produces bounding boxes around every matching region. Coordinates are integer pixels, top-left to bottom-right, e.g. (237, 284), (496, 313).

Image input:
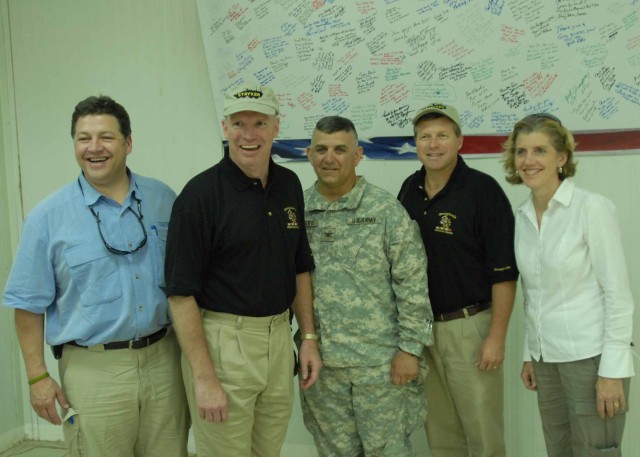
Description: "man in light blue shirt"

(3, 96), (189, 457)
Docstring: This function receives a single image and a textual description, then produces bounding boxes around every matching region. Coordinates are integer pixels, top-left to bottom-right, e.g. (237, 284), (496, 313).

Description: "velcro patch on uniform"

(347, 217), (378, 225)
(320, 228), (336, 242)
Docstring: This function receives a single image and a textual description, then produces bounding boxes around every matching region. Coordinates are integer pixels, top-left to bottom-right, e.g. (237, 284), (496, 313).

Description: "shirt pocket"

(149, 222), (168, 287)
(64, 244), (123, 309)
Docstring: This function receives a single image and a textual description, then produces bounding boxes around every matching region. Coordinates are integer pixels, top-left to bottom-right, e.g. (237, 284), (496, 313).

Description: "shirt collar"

(306, 176), (368, 211)
(550, 178), (575, 208)
(221, 155), (275, 191)
(77, 168), (139, 207)
(517, 178), (575, 215)
(414, 154), (469, 195)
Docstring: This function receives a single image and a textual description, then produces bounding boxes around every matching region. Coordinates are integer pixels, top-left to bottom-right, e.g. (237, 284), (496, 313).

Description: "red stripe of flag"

(461, 129), (640, 155)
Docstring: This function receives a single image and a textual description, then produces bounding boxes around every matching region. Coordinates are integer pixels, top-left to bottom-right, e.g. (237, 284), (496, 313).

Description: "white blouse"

(515, 179), (635, 378)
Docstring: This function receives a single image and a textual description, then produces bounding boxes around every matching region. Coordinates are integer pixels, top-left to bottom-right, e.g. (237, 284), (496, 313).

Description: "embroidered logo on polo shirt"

(284, 207), (299, 229)
(434, 212), (456, 235)
(347, 217), (378, 225)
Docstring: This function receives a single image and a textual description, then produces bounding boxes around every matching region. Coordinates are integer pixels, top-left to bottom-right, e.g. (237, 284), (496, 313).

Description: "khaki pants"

(183, 309), (294, 457)
(533, 356), (630, 457)
(424, 309), (505, 457)
(59, 330), (189, 457)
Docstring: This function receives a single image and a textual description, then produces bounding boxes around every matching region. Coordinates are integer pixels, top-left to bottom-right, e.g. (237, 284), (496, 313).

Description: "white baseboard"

(0, 426), (26, 453)
(27, 420), (63, 442)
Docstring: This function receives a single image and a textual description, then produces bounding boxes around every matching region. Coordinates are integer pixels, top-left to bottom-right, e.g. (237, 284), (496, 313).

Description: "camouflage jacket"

(304, 177), (433, 367)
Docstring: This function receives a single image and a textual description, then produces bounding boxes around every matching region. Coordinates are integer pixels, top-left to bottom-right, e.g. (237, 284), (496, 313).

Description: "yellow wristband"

(28, 372), (50, 386)
(300, 333), (318, 341)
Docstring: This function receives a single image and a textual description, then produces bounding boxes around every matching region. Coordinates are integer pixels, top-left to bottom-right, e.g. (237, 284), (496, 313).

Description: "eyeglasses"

(89, 198), (147, 255)
(522, 112), (562, 125)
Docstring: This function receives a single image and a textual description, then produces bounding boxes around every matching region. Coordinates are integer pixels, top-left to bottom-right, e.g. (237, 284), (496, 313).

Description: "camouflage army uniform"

(301, 177), (433, 457)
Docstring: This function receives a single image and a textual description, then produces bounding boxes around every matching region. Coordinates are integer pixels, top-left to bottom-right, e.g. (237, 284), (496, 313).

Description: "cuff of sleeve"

(399, 341), (424, 358)
(598, 346), (635, 378)
(164, 285), (200, 299)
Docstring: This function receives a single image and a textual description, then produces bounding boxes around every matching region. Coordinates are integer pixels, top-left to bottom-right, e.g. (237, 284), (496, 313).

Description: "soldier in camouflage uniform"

(300, 116), (434, 457)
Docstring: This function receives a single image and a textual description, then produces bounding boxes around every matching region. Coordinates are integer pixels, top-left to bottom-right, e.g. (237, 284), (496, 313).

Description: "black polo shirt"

(165, 155), (315, 317)
(398, 156), (518, 315)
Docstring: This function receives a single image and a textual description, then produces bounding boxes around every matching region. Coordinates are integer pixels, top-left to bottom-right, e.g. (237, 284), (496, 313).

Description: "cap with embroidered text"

(412, 103), (461, 130)
(223, 85), (279, 116)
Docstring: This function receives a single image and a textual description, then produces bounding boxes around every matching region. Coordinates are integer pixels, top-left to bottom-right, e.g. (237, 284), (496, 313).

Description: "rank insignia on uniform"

(320, 228), (336, 242)
(347, 217), (378, 225)
(284, 207), (299, 229)
(434, 212), (455, 235)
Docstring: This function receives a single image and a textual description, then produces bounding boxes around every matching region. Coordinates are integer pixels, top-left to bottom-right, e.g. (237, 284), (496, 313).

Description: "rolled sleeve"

(3, 215), (55, 314)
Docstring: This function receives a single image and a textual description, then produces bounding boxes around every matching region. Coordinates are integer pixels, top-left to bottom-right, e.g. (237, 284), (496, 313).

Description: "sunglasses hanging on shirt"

(78, 178), (147, 255)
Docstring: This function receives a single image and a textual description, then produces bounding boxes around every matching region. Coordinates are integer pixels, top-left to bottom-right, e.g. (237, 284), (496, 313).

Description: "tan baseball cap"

(223, 85), (279, 116)
(412, 103), (461, 129)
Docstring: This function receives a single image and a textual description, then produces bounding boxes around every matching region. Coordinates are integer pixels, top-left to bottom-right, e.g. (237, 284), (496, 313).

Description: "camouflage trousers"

(300, 363), (427, 457)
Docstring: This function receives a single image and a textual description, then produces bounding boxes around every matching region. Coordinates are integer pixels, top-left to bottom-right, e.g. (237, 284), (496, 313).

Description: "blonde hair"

(502, 114), (577, 185)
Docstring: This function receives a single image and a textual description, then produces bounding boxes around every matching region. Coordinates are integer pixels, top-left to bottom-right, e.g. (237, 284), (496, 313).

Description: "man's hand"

(298, 340), (322, 390)
(596, 377), (625, 418)
(521, 362), (537, 391)
(476, 334), (505, 371)
(30, 376), (68, 425)
(195, 377), (229, 422)
(390, 350), (419, 386)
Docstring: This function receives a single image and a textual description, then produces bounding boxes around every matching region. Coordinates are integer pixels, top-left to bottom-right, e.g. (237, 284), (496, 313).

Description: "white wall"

(1, 0), (222, 450)
(0, 1), (28, 451)
(1, 0), (638, 456)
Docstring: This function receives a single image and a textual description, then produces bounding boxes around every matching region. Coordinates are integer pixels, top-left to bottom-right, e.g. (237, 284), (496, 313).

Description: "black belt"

(433, 302), (491, 322)
(67, 327), (168, 350)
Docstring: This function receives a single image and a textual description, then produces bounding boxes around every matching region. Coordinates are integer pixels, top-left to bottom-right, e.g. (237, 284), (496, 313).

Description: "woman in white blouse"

(502, 113), (634, 456)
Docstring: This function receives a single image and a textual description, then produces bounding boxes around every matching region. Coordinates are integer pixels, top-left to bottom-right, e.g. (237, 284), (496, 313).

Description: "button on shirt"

(3, 172), (176, 346)
(305, 177), (433, 367)
(515, 179), (635, 378)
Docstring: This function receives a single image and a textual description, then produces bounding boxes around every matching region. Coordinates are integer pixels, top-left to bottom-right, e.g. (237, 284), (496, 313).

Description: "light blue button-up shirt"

(3, 171), (176, 346)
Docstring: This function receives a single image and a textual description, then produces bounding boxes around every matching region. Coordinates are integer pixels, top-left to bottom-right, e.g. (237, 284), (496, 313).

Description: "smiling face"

(222, 111), (279, 178)
(514, 131), (567, 197)
(74, 114), (131, 194)
(306, 129), (362, 200)
(414, 116), (463, 177)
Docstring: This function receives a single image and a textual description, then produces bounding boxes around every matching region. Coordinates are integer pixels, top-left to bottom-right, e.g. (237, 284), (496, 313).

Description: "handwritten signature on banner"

(198, 0), (640, 160)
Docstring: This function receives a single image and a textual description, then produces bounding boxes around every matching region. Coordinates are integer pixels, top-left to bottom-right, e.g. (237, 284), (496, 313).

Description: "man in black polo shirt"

(398, 103), (518, 457)
(164, 85), (322, 457)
